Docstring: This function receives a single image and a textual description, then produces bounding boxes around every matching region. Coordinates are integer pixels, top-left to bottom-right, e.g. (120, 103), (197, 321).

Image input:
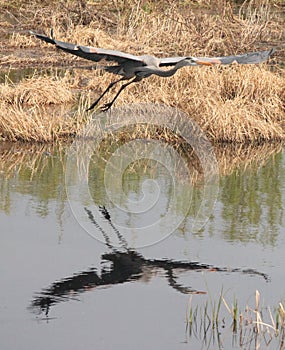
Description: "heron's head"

(182, 57), (215, 67)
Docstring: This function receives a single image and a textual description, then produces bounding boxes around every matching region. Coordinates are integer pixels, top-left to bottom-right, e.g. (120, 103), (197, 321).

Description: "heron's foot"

(100, 102), (113, 112)
(86, 99), (101, 112)
(86, 104), (96, 112)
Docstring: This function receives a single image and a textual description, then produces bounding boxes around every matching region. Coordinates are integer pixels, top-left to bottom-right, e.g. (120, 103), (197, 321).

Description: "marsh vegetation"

(186, 290), (285, 349)
(0, 0), (284, 142)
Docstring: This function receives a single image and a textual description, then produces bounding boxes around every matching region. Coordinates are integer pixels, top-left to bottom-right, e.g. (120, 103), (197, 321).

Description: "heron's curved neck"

(154, 65), (182, 77)
(137, 61), (187, 78)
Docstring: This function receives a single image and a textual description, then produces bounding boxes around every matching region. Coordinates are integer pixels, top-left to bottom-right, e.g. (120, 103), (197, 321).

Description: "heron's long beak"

(195, 58), (221, 66)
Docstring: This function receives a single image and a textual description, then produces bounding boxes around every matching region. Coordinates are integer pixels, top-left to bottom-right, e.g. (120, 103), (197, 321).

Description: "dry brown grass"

(2, 0), (283, 54)
(1, 0), (284, 66)
(0, 0), (284, 142)
(1, 57), (284, 144)
(182, 65), (285, 142)
(1, 104), (68, 142)
(0, 94), (90, 142)
(92, 64), (284, 143)
(0, 71), (84, 142)
(0, 72), (76, 105)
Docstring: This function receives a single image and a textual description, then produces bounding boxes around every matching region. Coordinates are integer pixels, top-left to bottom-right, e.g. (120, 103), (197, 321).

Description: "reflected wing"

(30, 31), (143, 64)
(160, 49), (275, 67)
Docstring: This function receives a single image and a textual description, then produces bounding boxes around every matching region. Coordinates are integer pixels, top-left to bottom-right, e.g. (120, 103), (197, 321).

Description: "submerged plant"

(186, 289), (285, 349)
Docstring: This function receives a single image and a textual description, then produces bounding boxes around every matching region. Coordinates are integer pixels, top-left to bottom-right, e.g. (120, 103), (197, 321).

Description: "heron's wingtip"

(29, 31), (56, 45)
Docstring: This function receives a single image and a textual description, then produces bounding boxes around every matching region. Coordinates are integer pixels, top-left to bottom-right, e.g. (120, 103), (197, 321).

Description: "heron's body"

(30, 31), (275, 111)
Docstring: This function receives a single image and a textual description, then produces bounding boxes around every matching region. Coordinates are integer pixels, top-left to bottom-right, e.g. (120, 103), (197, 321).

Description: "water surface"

(1, 140), (285, 350)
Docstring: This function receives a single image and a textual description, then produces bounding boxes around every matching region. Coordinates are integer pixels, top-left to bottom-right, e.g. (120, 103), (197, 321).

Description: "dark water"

(1, 139), (285, 350)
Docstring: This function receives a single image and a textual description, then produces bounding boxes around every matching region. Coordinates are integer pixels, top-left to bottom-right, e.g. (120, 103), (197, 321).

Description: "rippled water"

(1, 139), (285, 350)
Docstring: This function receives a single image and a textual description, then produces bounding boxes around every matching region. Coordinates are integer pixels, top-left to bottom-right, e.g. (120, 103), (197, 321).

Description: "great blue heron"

(30, 31), (275, 111)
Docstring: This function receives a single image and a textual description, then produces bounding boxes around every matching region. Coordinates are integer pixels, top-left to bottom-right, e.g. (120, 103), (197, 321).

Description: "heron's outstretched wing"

(198, 48), (275, 65)
(160, 49), (275, 67)
(31, 32), (274, 66)
(30, 31), (143, 64)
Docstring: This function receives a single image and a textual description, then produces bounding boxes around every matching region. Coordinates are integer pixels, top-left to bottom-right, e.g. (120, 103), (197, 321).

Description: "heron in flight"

(30, 31), (275, 111)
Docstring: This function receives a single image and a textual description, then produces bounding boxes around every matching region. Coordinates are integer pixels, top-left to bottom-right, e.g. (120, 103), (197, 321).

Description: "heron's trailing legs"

(86, 77), (124, 111)
(86, 76), (142, 112)
(100, 76), (142, 111)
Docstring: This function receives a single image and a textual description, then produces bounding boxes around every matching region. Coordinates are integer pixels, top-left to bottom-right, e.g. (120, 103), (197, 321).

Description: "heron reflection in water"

(29, 206), (268, 318)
